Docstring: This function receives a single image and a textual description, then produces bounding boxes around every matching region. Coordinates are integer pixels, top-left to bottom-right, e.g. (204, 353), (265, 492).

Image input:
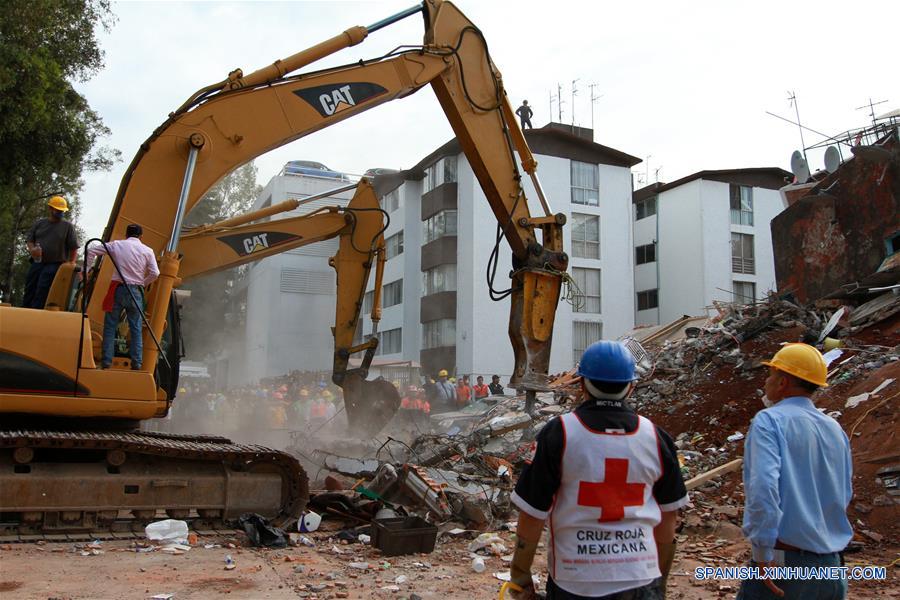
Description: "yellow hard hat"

(47, 196), (69, 212)
(438, 369), (448, 377)
(762, 343), (828, 387)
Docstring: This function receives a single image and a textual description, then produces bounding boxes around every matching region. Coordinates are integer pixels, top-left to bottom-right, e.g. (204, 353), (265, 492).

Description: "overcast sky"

(75, 0), (897, 238)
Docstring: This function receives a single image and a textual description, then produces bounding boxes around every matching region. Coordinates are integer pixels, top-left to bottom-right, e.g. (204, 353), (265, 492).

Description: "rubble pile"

(302, 396), (565, 531)
(277, 296), (898, 593)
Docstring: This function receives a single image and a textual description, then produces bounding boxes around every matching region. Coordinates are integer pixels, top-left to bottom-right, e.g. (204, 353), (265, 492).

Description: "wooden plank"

(685, 458), (743, 491)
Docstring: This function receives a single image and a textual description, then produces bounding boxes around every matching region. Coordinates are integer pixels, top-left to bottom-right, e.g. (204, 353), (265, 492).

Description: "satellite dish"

(790, 150), (810, 183)
(824, 146), (841, 173)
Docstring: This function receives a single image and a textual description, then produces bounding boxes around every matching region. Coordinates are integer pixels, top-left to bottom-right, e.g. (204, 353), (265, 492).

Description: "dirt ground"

(1, 530), (897, 599)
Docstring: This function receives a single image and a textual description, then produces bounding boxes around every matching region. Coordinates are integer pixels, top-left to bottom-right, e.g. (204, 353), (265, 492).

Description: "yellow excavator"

(0, 0), (568, 534)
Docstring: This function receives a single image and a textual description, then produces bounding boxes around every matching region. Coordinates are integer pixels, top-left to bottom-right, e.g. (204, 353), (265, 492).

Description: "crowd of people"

(157, 368), (510, 441)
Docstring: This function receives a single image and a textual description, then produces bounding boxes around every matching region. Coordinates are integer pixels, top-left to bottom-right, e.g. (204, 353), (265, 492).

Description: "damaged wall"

(772, 133), (900, 303)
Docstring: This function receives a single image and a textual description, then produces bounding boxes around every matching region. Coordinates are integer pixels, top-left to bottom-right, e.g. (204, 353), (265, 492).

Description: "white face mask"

(761, 395), (773, 408)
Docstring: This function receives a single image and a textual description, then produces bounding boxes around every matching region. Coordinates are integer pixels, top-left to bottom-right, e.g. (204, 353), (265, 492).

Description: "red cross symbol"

(577, 458), (645, 522)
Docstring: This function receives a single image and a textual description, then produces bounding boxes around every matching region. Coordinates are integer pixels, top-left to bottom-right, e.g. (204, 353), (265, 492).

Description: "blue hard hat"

(577, 340), (636, 383)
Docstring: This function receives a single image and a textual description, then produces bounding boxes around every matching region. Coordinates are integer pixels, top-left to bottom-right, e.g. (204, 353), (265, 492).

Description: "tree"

(0, 0), (119, 302)
(179, 162), (263, 361)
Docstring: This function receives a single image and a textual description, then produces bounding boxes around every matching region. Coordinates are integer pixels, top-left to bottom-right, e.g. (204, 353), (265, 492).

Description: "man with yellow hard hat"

(23, 195), (79, 309)
(433, 368), (457, 412)
(739, 343), (852, 599)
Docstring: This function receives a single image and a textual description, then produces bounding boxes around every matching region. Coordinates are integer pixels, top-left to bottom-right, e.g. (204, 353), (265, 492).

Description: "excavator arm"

(89, 0), (566, 417)
(176, 179), (400, 433)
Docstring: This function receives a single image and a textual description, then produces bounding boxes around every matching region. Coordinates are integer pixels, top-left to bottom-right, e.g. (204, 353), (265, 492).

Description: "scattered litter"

(224, 555), (236, 570)
(468, 533), (504, 552)
(150, 595), (174, 600)
(145, 519), (189, 544)
(239, 513), (287, 548)
(822, 348), (844, 367)
(348, 562), (370, 570)
(726, 432), (744, 443)
(358, 534), (371, 544)
(289, 533), (315, 547)
(298, 510), (322, 533)
(394, 575), (408, 584)
(845, 378), (895, 409)
(471, 556), (486, 573)
(161, 543), (191, 554)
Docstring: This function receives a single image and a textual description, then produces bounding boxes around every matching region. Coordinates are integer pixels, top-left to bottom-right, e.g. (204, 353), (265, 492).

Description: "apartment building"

(358, 123), (641, 378)
(632, 168), (790, 325)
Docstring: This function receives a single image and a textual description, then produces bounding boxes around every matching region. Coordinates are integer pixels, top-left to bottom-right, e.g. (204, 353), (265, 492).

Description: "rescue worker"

(509, 340), (688, 599)
(456, 374), (472, 407)
(87, 223), (160, 370)
(23, 195), (79, 309)
(400, 385), (419, 428)
(516, 100), (534, 129)
(415, 389), (431, 428)
(489, 374), (505, 396)
(473, 375), (490, 399)
(434, 369), (457, 412)
(738, 343), (852, 600)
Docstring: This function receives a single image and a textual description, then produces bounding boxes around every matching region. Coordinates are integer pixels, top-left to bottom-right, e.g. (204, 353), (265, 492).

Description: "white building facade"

(632, 169), (790, 326)
(234, 163), (356, 385)
(358, 124), (641, 379)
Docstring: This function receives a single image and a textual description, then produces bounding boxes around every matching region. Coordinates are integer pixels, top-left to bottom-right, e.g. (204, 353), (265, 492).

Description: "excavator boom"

(0, 0), (568, 534)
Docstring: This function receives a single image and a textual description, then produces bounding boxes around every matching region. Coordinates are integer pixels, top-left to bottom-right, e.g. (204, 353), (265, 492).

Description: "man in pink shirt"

(87, 224), (160, 369)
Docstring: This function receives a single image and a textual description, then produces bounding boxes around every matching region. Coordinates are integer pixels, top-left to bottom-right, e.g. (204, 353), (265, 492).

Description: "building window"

(423, 156), (458, 194)
(573, 321), (603, 367)
(733, 281), (756, 305)
(731, 233), (755, 274)
(635, 196), (657, 220)
(571, 160), (599, 206)
(422, 209), (458, 244)
(571, 213), (600, 259)
(381, 189), (400, 213)
(377, 327), (402, 355)
(572, 267), (601, 314)
(385, 231), (404, 260)
(637, 289), (658, 311)
(635, 243), (656, 265)
(383, 279), (403, 308)
(730, 185), (754, 226)
(422, 318), (455, 349)
(422, 264), (457, 296)
(363, 290), (374, 313)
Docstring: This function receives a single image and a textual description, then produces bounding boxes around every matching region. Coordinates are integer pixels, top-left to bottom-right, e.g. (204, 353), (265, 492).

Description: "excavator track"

(0, 430), (308, 538)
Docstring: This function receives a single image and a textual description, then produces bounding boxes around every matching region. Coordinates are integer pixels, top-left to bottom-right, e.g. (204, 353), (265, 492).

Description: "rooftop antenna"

(557, 83), (565, 122)
(654, 166), (663, 183)
(588, 83), (603, 139)
(856, 97), (888, 127)
(571, 78), (580, 129)
(645, 155), (652, 184)
(787, 91), (808, 164)
(549, 90), (556, 123)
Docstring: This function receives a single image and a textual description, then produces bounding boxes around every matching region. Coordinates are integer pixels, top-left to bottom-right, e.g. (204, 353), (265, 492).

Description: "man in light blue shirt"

(739, 343), (853, 599)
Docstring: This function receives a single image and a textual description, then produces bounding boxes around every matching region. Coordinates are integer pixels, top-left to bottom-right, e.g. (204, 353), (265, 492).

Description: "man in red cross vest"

(509, 340), (688, 599)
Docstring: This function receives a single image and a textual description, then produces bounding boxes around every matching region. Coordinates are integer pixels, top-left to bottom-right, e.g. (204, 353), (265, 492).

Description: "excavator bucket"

(340, 373), (401, 436)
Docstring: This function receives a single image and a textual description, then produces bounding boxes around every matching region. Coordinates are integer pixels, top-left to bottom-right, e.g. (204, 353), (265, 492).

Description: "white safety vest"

(548, 412), (663, 585)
